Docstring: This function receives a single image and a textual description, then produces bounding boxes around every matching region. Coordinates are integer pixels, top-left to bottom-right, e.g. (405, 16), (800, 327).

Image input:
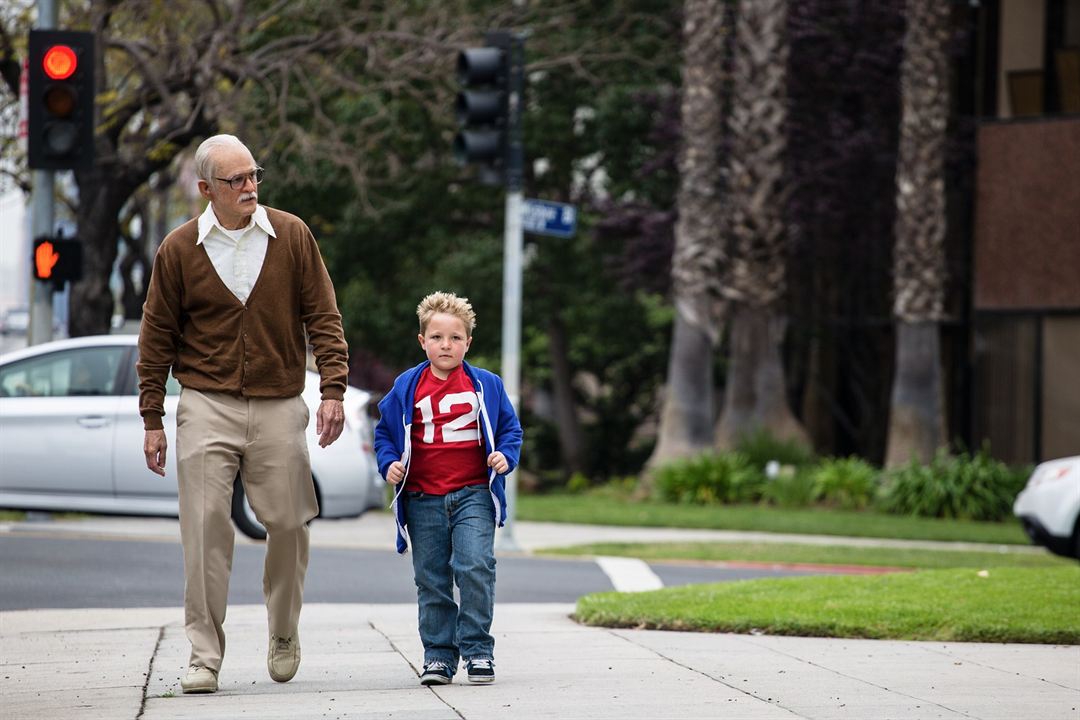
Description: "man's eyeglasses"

(215, 167), (264, 191)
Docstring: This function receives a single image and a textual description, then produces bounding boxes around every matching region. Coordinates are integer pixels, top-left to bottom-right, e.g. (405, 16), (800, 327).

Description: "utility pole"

(28, 0), (57, 346)
(498, 32), (525, 552)
(455, 31), (527, 552)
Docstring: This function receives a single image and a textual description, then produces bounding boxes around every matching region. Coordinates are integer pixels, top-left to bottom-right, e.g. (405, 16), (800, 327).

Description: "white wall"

(0, 189), (29, 313)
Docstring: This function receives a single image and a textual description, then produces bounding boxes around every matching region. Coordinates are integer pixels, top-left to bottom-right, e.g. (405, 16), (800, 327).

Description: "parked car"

(0, 307), (30, 336)
(0, 335), (384, 539)
(1013, 455), (1080, 561)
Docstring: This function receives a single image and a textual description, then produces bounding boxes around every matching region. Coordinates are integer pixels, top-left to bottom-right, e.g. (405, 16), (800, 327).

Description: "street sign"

(521, 198), (576, 238)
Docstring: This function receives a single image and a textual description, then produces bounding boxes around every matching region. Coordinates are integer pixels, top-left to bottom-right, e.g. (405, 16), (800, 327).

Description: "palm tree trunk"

(886, 0), (950, 466)
(647, 0), (727, 470)
(715, 0), (809, 450)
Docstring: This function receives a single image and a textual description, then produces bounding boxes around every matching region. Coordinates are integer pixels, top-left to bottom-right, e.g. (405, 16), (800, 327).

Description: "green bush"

(760, 467), (817, 508)
(735, 429), (816, 471)
(875, 449), (1028, 521)
(655, 452), (763, 504)
(811, 456), (880, 510)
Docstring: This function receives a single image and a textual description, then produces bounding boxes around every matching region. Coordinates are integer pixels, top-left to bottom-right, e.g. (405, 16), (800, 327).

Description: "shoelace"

(425, 660), (450, 672)
(274, 636), (293, 652)
(469, 659), (493, 670)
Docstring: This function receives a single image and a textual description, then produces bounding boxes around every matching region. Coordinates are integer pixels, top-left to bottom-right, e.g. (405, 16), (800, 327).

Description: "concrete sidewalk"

(1, 602), (1077, 720)
(2, 514), (1074, 719)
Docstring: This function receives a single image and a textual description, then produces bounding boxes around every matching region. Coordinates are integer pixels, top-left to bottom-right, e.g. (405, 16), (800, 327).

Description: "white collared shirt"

(196, 204), (276, 304)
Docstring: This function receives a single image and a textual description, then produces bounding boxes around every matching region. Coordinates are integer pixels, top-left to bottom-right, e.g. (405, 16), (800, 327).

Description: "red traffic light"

(42, 44), (78, 80)
(33, 237), (82, 283)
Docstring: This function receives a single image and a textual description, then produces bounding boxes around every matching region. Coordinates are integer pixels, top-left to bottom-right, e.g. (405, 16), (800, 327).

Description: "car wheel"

(231, 478), (267, 541)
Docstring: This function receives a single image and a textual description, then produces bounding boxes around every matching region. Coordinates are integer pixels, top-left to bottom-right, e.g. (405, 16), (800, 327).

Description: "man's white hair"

(194, 134), (253, 182)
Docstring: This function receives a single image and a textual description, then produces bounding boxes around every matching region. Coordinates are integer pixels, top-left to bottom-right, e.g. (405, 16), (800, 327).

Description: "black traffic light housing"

(28, 29), (96, 171)
(33, 236), (83, 286)
(454, 32), (515, 186)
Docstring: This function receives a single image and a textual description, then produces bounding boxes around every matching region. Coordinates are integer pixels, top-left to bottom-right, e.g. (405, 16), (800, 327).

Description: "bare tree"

(647, 0), (727, 469)
(715, 0), (809, 450)
(60, 0), (511, 336)
(885, 0), (949, 466)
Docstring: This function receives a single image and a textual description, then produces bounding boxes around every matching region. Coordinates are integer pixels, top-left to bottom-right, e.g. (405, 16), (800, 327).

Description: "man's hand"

(386, 460), (405, 485)
(144, 429), (167, 476)
(487, 451), (509, 475)
(316, 398), (345, 448)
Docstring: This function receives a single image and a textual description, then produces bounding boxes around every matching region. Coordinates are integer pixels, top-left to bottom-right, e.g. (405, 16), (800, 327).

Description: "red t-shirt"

(406, 365), (488, 495)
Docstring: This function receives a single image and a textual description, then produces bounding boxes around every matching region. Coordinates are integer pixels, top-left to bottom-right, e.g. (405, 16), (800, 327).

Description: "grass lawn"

(543, 541), (1070, 569)
(518, 494), (1029, 545)
(575, 566), (1080, 644)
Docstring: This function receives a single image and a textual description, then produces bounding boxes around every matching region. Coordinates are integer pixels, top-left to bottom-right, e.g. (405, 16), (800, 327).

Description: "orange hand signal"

(35, 240), (60, 279)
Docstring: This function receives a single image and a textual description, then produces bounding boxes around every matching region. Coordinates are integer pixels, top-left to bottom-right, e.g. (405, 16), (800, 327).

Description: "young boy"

(374, 291), (523, 686)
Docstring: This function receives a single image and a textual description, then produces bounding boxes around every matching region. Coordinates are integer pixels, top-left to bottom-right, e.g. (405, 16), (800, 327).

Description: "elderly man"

(137, 134), (349, 694)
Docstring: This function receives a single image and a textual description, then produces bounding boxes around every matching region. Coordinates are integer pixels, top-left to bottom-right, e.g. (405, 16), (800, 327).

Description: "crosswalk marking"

(595, 556), (664, 592)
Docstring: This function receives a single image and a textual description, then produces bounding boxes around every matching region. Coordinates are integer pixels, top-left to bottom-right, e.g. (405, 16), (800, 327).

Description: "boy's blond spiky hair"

(417, 291), (477, 335)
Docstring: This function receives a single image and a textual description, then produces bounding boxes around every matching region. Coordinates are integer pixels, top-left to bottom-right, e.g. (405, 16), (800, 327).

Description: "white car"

(1013, 455), (1080, 561)
(0, 335), (384, 539)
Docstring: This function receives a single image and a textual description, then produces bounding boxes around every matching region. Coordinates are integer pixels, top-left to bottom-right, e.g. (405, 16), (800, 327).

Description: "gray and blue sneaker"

(420, 660), (453, 686)
(465, 658), (495, 684)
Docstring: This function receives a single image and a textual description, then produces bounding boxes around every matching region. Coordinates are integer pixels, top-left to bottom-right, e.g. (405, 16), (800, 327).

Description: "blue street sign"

(521, 199), (577, 238)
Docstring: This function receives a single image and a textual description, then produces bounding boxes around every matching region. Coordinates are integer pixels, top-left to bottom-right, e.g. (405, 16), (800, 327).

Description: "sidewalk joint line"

(922, 645), (1080, 692)
(135, 624), (166, 720)
(367, 620), (466, 720)
(734, 635), (981, 719)
(607, 629), (807, 718)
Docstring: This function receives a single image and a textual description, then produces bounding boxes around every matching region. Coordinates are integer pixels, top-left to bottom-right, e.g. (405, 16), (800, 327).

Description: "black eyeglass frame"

(214, 167), (264, 191)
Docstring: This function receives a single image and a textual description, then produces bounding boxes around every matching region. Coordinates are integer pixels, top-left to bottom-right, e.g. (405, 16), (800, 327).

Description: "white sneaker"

(180, 665), (218, 694)
(268, 635), (300, 683)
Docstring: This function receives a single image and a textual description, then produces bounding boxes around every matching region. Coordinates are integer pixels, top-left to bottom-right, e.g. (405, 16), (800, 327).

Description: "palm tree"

(885, 0), (949, 467)
(715, 0), (809, 450)
(647, 0), (727, 468)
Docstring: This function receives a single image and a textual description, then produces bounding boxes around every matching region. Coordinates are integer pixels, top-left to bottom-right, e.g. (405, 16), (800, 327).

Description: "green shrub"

(875, 449), (1028, 521)
(655, 452), (763, 504)
(735, 429), (815, 471)
(811, 456), (880, 510)
(760, 467), (817, 508)
(566, 472), (591, 494)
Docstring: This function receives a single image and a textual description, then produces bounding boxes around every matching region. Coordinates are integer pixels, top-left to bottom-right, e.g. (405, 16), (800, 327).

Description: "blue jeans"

(405, 484), (497, 669)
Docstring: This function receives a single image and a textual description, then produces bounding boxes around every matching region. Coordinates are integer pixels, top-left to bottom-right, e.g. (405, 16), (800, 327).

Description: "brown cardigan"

(137, 206), (348, 430)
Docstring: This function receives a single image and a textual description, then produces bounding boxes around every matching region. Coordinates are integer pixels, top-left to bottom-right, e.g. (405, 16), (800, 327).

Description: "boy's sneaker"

(465, 658), (495, 684)
(420, 660), (454, 686)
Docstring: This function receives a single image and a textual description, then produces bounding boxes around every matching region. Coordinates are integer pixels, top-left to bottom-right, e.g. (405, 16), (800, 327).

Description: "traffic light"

(454, 33), (511, 184)
(28, 30), (96, 171)
(33, 236), (82, 285)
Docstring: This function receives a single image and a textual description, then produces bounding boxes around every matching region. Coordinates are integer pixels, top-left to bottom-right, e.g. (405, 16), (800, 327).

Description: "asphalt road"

(0, 533), (822, 611)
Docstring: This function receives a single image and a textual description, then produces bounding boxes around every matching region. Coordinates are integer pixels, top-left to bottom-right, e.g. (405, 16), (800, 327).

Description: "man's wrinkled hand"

(144, 429), (167, 476)
(316, 398), (345, 448)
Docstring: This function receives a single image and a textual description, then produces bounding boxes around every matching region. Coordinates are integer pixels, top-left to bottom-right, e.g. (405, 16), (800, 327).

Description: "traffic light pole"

(29, 0), (57, 346)
(496, 33), (525, 553)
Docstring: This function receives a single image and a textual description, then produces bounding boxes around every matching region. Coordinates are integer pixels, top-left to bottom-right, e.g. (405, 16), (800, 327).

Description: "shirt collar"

(196, 204), (276, 244)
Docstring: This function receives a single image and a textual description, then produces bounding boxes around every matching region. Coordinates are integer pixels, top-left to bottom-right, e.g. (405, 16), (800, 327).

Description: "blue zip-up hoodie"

(374, 360), (523, 554)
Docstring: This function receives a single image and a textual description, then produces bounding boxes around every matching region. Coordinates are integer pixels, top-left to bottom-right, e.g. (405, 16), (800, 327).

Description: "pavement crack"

(368, 620), (466, 720)
(607, 629), (807, 718)
(134, 624), (166, 720)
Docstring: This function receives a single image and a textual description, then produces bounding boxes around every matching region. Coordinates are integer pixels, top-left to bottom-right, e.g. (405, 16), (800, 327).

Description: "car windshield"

(0, 346), (126, 397)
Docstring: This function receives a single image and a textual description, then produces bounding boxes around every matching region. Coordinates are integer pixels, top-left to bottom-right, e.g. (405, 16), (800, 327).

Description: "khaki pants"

(176, 388), (319, 671)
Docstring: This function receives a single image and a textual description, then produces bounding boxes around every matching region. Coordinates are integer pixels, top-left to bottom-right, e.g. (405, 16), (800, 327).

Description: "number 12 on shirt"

(415, 392), (480, 444)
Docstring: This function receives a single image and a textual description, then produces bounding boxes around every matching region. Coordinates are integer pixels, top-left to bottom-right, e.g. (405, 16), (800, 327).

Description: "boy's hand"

(386, 461), (406, 485)
(487, 451), (509, 475)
